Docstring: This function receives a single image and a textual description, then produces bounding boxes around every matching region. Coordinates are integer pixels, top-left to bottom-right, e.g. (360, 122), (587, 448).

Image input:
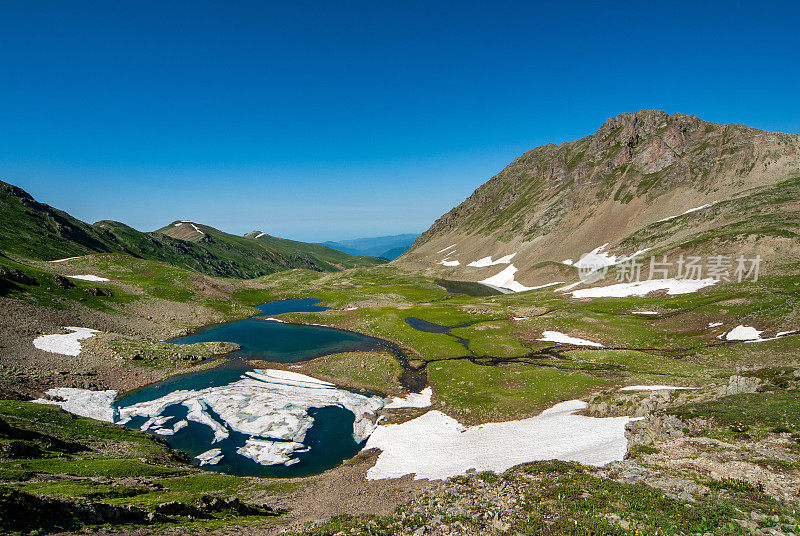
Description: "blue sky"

(1, 1), (799, 242)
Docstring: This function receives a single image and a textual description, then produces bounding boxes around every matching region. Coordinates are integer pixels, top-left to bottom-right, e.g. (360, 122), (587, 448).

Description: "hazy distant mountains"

(320, 233), (419, 260)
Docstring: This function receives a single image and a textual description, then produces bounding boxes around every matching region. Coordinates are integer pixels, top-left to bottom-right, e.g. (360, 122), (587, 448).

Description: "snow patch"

(632, 311), (659, 315)
(255, 232), (267, 239)
(467, 253), (516, 268)
(620, 385), (699, 391)
(49, 256), (82, 263)
(438, 260), (460, 266)
(708, 322), (724, 328)
(33, 327), (99, 356)
(570, 278), (717, 298)
(33, 387), (117, 422)
(725, 325), (763, 341)
(537, 331), (603, 347)
(479, 265), (541, 293)
(436, 244), (456, 254)
(658, 203), (715, 223)
(385, 387), (433, 409)
(365, 401), (633, 480)
(67, 275), (110, 282)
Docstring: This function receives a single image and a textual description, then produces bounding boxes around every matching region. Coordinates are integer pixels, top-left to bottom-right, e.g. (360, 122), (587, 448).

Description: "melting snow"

(436, 244), (457, 254)
(658, 203), (715, 223)
(632, 311), (658, 315)
(117, 369), (384, 466)
(724, 325), (763, 341)
(67, 275), (110, 282)
(478, 265), (536, 293)
(49, 256), (82, 263)
(255, 232), (267, 239)
(385, 387), (433, 409)
(570, 278), (717, 298)
(708, 322), (724, 328)
(196, 448), (224, 466)
(364, 401), (633, 480)
(467, 253), (517, 268)
(620, 385), (699, 391)
(537, 331), (603, 347)
(438, 260), (460, 266)
(33, 387), (117, 422)
(33, 327), (99, 356)
(562, 259), (574, 266)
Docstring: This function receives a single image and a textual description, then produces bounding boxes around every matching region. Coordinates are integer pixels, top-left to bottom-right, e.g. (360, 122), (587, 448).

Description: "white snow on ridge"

(365, 400), (633, 480)
(570, 278), (717, 298)
(67, 275), (110, 282)
(385, 387), (433, 409)
(255, 232), (267, 239)
(657, 203), (715, 223)
(33, 387), (117, 422)
(537, 331), (603, 347)
(33, 327), (99, 356)
(620, 385), (699, 391)
(436, 244), (457, 254)
(467, 253), (516, 268)
(117, 368), (383, 466)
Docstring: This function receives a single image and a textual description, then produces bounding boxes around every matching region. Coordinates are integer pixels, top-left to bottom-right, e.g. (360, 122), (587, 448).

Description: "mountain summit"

(400, 110), (800, 285)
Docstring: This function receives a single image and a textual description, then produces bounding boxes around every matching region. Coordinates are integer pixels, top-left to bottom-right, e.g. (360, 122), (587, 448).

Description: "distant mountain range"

(320, 233), (418, 260)
(0, 181), (386, 279)
(401, 109), (800, 285)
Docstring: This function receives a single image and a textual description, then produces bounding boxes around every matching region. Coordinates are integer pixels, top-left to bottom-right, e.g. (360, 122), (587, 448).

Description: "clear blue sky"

(2, 1), (799, 242)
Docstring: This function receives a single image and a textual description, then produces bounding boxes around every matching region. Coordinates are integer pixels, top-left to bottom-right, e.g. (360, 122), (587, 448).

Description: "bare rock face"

(400, 109), (800, 285)
(718, 375), (763, 396)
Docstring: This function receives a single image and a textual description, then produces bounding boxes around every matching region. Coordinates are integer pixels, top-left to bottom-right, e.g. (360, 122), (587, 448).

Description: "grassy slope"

(0, 180), (385, 279)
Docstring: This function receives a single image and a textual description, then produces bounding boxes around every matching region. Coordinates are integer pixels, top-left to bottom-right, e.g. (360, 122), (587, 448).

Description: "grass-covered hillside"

(0, 180), (385, 279)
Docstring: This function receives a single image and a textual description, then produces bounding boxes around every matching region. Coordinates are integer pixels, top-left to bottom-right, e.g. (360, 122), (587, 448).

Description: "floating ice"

(196, 448), (224, 466)
(117, 369), (384, 466)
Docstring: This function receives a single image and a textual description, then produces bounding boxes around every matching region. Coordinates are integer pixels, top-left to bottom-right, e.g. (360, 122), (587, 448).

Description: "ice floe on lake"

(570, 278), (717, 298)
(385, 387), (433, 409)
(467, 253), (516, 268)
(33, 387), (117, 422)
(33, 327), (99, 356)
(364, 400), (633, 480)
(196, 448), (224, 466)
(537, 331), (603, 347)
(67, 274), (110, 282)
(117, 369), (384, 466)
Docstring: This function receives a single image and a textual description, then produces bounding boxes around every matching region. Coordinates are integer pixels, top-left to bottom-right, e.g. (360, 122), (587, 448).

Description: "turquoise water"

(117, 299), (391, 477)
